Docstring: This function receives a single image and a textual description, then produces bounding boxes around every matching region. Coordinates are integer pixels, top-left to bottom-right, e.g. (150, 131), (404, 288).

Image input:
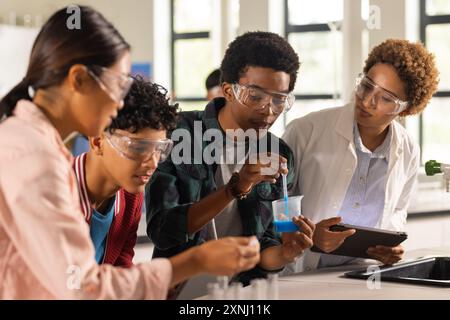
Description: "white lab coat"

(281, 103), (420, 273)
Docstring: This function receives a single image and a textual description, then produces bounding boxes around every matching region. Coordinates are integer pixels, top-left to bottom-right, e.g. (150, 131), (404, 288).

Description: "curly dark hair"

(364, 39), (439, 116)
(107, 76), (179, 133)
(220, 31), (300, 92)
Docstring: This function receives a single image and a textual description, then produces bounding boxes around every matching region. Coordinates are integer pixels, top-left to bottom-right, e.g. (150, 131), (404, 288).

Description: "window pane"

(230, 0), (240, 39)
(174, 0), (213, 33)
(422, 98), (450, 163)
(174, 38), (213, 98)
(288, 31), (343, 95)
(426, 0), (450, 15)
(426, 24), (450, 91)
(288, 0), (343, 25)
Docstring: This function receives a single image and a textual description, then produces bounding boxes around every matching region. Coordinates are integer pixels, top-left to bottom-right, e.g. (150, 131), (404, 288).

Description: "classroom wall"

(0, 0), (154, 63)
(0, 0), (413, 99)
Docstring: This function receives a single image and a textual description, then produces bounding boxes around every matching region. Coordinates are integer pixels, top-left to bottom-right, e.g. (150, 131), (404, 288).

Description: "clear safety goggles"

(105, 131), (173, 163)
(87, 65), (134, 105)
(355, 74), (409, 115)
(232, 83), (295, 114)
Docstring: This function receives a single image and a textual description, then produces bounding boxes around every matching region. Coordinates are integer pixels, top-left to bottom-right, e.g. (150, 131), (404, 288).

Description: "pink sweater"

(0, 100), (171, 299)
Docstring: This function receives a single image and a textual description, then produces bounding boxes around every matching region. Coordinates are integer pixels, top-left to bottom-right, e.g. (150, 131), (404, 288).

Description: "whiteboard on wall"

(0, 25), (38, 99)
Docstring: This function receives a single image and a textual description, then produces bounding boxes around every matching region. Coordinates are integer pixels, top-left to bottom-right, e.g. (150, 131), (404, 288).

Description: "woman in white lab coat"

(282, 39), (439, 273)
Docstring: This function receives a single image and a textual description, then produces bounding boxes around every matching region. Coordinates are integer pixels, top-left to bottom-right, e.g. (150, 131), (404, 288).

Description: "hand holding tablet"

(311, 222), (408, 259)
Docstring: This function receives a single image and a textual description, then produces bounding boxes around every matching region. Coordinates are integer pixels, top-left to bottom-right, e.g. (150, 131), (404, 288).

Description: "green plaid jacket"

(145, 98), (295, 282)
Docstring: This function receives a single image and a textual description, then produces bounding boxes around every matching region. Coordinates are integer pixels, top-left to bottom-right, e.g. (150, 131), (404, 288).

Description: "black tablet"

(311, 223), (408, 259)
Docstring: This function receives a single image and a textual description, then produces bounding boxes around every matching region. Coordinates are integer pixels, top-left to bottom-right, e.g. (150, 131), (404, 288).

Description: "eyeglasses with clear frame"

(355, 74), (408, 115)
(232, 83), (295, 115)
(87, 65), (134, 105)
(104, 131), (173, 164)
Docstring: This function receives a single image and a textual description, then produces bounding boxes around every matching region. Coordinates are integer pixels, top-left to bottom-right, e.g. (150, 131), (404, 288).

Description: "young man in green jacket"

(146, 32), (315, 284)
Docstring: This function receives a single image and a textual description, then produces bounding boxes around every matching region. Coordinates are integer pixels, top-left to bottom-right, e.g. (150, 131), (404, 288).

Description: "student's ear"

(67, 64), (92, 94)
(222, 83), (234, 102)
(89, 135), (104, 156)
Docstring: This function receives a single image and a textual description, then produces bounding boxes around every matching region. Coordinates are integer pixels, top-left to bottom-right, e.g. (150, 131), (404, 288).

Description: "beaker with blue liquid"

(271, 195), (303, 233)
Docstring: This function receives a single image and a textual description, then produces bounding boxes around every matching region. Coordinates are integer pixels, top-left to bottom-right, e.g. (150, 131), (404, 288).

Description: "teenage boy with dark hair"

(147, 32), (315, 284)
(74, 77), (260, 279)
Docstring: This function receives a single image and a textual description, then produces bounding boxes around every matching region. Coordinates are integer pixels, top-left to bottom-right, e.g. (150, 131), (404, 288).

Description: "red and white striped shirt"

(73, 153), (143, 267)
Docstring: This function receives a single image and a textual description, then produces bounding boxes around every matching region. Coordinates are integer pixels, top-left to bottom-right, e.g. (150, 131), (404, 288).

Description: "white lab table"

(200, 247), (450, 300)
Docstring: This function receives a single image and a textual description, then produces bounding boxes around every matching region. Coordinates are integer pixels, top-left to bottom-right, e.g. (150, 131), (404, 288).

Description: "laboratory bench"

(199, 247), (450, 300)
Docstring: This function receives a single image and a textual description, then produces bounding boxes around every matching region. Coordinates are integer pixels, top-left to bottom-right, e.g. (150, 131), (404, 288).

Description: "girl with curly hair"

(282, 39), (439, 273)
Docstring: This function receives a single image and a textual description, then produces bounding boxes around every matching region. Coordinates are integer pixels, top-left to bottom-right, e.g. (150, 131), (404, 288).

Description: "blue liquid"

(274, 220), (300, 233)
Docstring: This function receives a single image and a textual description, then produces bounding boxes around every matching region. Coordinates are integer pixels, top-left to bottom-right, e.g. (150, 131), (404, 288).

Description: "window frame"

(283, 0), (341, 102)
(170, 0), (211, 103)
(282, 0), (343, 128)
(419, 0), (450, 163)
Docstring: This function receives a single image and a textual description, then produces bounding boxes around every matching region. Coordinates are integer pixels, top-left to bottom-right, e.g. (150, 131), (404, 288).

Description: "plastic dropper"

(281, 162), (289, 217)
